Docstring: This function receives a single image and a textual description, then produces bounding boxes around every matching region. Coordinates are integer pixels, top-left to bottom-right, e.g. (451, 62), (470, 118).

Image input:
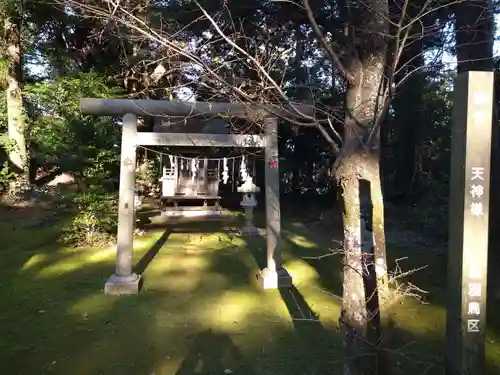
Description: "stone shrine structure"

(79, 99), (312, 294)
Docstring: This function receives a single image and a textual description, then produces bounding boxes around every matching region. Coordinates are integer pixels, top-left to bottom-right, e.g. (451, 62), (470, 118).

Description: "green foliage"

(413, 75), (453, 204)
(384, 72), (453, 205)
(136, 157), (160, 189)
(25, 72), (122, 187)
(0, 58), (9, 89)
(0, 131), (15, 152)
(0, 163), (14, 189)
(0, 90), (7, 131)
(0, 0), (23, 16)
(59, 188), (118, 247)
(14, 72), (124, 246)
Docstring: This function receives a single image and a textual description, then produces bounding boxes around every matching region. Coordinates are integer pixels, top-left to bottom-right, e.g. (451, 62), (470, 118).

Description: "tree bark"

(4, 14), (29, 193)
(336, 0), (390, 373)
(337, 163), (370, 375)
(337, 149), (388, 375)
(368, 155), (390, 375)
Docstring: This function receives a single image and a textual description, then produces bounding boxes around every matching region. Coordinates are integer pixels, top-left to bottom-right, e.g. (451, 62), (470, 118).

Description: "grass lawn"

(0, 205), (499, 375)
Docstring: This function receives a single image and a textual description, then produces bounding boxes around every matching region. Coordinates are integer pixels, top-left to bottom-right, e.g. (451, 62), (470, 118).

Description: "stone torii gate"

(80, 98), (310, 295)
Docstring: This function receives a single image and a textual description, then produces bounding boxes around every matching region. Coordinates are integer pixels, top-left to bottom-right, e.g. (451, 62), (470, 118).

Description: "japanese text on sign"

(469, 167), (485, 216)
(466, 258), (484, 332)
(467, 280), (483, 332)
(468, 283), (482, 298)
(466, 165), (485, 333)
(468, 319), (480, 333)
(468, 301), (480, 315)
(466, 98), (487, 332)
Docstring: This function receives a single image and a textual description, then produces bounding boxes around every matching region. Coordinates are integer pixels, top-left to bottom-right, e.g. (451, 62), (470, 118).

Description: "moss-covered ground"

(0, 205), (499, 374)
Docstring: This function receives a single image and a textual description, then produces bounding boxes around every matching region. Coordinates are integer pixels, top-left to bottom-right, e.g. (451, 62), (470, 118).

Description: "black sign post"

(446, 71), (493, 375)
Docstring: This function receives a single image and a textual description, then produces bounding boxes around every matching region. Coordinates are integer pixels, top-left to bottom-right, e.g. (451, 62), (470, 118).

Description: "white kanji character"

(468, 283), (482, 297)
(467, 319), (480, 332)
(470, 202), (483, 216)
(470, 184), (484, 199)
(468, 301), (480, 315)
(471, 167), (485, 181)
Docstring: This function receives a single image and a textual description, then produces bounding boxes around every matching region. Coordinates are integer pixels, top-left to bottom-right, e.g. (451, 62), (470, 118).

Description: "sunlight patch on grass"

(86, 246), (117, 262)
(179, 232), (244, 251)
(390, 298), (445, 336)
(149, 358), (186, 375)
(153, 272), (230, 294)
(298, 286), (342, 323)
(172, 253), (211, 269)
(69, 293), (109, 317)
(31, 232), (184, 279)
(200, 289), (281, 331)
(36, 249), (115, 278)
(147, 253), (211, 273)
(36, 258), (100, 278)
(130, 235), (164, 250)
(21, 253), (49, 272)
(283, 259), (320, 285)
(161, 271), (204, 292)
(287, 234), (318, 249)
(486, 335), (500, 369)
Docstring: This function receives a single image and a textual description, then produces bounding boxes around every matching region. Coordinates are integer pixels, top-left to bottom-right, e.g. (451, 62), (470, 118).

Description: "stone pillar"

(259, 117), (292, 289)
(104, 113), (141, 295)
(446, 71), (492, 375)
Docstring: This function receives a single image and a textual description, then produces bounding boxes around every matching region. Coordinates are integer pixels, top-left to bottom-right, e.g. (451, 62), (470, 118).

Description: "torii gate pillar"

(258, 118), (292, 288)
(104, 113), (141, 294)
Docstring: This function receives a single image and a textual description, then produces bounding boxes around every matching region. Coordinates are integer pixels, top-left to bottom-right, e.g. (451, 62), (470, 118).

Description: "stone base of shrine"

(160, 206), (232, 218)
(258, 267), (293, 289)
(104, 273), (142, 295)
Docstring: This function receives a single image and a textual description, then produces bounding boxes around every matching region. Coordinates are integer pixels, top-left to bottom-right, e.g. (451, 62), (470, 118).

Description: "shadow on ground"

(174, 329), (257, 375)
(0, 206), (499, 374)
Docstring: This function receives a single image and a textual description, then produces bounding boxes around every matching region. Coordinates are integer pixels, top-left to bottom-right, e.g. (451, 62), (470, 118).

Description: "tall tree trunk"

(337, 163), (369, 375)
(4, 13), (28, 194)
(336, 0), (389, 374)
(369, 155), (390, 375)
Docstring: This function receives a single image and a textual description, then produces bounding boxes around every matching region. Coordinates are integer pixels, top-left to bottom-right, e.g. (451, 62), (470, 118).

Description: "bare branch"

(302, 0), (353, 83)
